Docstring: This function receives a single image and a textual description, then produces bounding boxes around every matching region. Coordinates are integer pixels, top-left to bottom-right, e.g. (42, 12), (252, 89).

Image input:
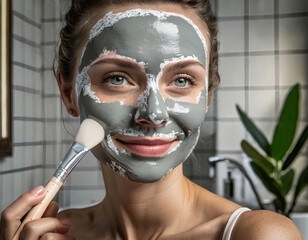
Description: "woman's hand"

(0, 186), (75, 240)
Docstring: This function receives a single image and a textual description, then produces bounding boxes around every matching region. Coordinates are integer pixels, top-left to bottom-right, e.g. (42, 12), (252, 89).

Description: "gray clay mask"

(76, 9), (208, 182)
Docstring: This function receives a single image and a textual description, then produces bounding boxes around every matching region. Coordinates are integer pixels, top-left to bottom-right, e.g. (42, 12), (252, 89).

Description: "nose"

(135, 89), (169, 128)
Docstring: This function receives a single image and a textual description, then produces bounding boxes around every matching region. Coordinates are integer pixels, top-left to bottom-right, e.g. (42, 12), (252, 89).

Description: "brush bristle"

(75, 119), (105, 149)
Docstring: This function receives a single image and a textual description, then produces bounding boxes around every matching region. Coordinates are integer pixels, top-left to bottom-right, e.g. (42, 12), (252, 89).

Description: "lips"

(114, 136), (179, 157)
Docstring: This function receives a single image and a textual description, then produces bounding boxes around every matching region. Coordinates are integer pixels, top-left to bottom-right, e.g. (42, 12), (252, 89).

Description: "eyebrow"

(91, 58), (205, 72)
(91, 58), (141, 70)
(165, 61), (205, 72)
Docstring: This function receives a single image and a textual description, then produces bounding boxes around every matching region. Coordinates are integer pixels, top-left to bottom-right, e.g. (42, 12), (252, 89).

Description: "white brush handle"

(12, 177), (63, 240)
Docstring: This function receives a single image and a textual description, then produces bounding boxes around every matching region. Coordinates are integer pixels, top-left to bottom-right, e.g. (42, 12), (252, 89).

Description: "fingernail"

(30, 186), (44, 196)
(60, 220), (71, 227)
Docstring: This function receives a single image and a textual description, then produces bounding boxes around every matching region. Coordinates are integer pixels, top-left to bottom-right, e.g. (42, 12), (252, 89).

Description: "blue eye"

(108, 76), (128, 85)
(174, 77), (189, 87)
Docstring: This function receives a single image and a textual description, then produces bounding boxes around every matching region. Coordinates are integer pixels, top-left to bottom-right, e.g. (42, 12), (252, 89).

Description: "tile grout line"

(12, 10), (41, 29)
(274, 0), (280, 119)
(12, 61), (42, 72)
(41, 0), (48, 188)
(217, 12), (308, 21)
(9, 0), (16, 203)
(244, 0), (249, 140)
(219, 49), (308, 57)
(20, 0), (27, 195)
(13, 34), (42, 49)
(0, 165), (44, 175)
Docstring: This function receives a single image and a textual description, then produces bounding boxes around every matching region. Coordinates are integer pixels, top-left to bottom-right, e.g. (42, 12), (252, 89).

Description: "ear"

(56, 68), (80, 117)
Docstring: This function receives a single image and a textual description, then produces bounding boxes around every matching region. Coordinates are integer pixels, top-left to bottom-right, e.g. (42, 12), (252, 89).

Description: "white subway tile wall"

(279, 0), (308, 14)
(219, 56), (245, 87)
(217, 0), (245, 17)
(249, 19), (275, 52)
(279, 54), (308, 87)
(279, 17), (308, 51)
(217, 21), (245, 53)
(0, 0), (104, 211)
(0, 0), (307, 212)
(217, 90), (245, 118)
(216, 0), (308, 202)
(217, 121), (246, 152)
(0, 0), (44, 211)
(249, 0), (274, 16)
(249, 55), (276, 86)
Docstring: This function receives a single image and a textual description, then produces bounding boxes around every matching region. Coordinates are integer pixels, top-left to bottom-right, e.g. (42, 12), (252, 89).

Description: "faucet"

(208, 156), (265, 210)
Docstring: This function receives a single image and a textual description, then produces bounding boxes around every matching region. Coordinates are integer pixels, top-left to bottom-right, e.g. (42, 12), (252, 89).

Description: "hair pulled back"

(57, 0), (220, 97)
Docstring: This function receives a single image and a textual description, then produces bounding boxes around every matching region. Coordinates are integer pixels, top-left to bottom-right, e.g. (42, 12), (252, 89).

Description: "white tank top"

(222, 207), (251, 240)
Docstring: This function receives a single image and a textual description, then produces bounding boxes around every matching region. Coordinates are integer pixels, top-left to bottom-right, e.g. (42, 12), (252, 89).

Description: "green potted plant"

(236, 84), (308, 218)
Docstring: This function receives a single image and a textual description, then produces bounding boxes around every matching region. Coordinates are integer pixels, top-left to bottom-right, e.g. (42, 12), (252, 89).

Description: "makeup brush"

(12, 118), (105, 240)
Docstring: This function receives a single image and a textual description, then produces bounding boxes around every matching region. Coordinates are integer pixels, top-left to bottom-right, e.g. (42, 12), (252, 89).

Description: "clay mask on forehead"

(77, 9), (208, 182)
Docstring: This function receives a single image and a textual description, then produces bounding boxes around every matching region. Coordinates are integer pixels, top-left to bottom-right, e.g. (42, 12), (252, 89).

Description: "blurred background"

(0, 0), (307, 212)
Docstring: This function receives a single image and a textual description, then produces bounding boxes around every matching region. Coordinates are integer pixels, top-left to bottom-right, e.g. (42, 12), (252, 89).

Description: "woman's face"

(75, 5), (209, 182)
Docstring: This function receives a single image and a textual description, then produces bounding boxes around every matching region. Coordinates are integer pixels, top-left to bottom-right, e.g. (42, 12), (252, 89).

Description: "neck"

(99, 163), (194, 239)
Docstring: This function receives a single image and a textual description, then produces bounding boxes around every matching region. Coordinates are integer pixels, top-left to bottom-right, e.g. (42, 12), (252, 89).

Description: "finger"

(0, 186), (46, 240)
(20, 218), (71, 240)
(40, 233), (76, 240)
(42, 201), (59, 218)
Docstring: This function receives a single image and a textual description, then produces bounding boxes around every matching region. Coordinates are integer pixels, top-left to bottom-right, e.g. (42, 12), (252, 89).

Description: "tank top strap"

(222, 207), (251, 240)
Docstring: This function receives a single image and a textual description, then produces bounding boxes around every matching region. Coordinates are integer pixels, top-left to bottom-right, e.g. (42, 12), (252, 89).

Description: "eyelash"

(103, 72), (128, 81)
(100, 72), (197, 89)
(171, 74), (197, 87)
(100, 72), (132, 88)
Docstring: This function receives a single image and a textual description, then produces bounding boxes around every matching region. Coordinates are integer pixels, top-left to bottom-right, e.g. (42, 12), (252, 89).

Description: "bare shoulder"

(232, 210), (303, 240)
(191, 180), (241, 217)
(191, 181), (302, 239)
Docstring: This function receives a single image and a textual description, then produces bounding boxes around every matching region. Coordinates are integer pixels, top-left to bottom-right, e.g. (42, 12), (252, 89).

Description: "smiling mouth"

(113, 136), (179, 157)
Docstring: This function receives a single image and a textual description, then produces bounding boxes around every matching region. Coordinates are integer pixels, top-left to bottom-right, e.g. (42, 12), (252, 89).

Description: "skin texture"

(0, 3), (302, 240)
(0, 186), (75, 240)
(77, 9), (208, 182)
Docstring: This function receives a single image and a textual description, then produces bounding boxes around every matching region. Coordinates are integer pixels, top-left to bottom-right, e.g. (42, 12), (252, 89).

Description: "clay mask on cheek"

(76, 9), (208, 182)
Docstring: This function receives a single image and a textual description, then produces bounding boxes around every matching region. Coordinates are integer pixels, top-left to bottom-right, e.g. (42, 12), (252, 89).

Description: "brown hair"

(57, 0), (220, 99)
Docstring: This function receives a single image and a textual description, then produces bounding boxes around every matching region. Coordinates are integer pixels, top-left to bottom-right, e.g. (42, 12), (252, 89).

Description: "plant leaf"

(241, 140), (274, 174)
(283, 125), (308, 170)
(273, 197), (287, 215)
(280, 169), (294, 197)
(271, 84), (300, 161)
(236, 105), (271, 155)
(289, 165), (308, 214)
(294, 165), (308, 203)
(250, 161), (283, 198)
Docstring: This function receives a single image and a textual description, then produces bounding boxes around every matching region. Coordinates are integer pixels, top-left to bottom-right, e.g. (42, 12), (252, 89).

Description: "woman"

(0, 0), (302, 239)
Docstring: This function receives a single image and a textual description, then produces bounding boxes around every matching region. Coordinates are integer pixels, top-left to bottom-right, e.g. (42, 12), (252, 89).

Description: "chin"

(91, 129), (200, 183)
(91, 143), (184, 183)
